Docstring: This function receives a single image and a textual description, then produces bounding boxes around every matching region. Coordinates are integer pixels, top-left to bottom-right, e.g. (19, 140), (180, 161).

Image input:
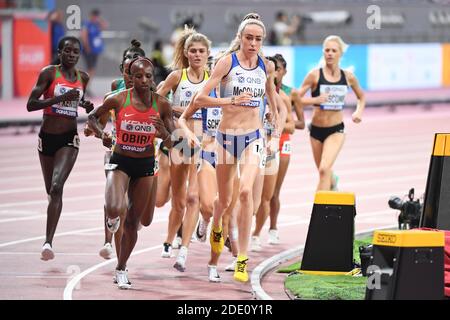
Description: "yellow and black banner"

(421, 133), (450, 229)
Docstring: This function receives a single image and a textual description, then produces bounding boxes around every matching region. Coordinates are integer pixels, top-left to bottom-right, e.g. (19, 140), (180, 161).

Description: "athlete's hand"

(186, 131), (201, 149)
(234, 92), (253, 106)
(352, 110), (362, 123)
(79, 100), (94, 113)
(58, 89), (80, 103)
(101, 132), (113, 149)
(315, 93), (329, 105)
(150, 115), (170, 140)
(83, 122), (94, 137)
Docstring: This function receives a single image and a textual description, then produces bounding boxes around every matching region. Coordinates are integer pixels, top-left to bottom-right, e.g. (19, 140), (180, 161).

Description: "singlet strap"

(124, 90), (131, 108)
(151, 93), (158, 112)
(181, 69), (188, 81)
(55, 65), (62, 79)
(259, 55), (267, 75)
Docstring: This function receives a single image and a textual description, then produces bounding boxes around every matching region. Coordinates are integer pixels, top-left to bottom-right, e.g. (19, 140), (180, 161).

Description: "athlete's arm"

(27, 66), (80, 112)
(265, 59), (280, 126)
(195, 55), (252, 107)
(79, 71), (93, 113)
(280, 90), (296, 133)
(156, 70), (184, 116)
(294, 70), (328, 106)
(155, 94), (176, 149)
(346, 71), (365, 123)
(178, 93), (201, 148)
(290, 90), (305, 130)
(88, 92), (122, 143)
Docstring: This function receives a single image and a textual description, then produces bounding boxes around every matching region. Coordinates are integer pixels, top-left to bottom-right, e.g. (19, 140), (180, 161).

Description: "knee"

(186, 192), (199, 208)
(239, 188), (252, 205)
(49, 181), (64, 198)
(216, 196), (232, 212)
(171, 198), (186, 214)
(200, 201), (214, 216)
(105, 203), (125, 219)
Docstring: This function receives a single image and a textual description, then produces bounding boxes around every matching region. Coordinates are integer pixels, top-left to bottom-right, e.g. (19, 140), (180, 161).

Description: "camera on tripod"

(388, 188), (423, 230)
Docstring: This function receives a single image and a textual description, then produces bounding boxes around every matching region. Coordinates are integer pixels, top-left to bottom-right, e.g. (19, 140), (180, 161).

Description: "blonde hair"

(323, 35), (349, 54)
(169, 26), (211, 70)
(216, 16), (266, 62)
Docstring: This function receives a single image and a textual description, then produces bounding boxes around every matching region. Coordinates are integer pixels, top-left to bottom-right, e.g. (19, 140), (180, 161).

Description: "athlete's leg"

(43, 147), (78, 245)
(317, 133), (345, 191)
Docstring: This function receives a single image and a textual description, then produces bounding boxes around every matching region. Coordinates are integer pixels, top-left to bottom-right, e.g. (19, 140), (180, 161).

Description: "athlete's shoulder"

(78, 70), (90, 84)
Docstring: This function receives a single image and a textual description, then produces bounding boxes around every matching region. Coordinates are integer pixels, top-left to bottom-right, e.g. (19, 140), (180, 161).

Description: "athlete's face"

(185, 42), (209, 69)
(120, 49), (143, 73)
(272, 60), (283, 86)
(131, 61), (154, 91)
(122, 58), (134, 89)
(240, 24), (264, 55)
(323, 40), (341, 66)
(59, 40), (81, 67)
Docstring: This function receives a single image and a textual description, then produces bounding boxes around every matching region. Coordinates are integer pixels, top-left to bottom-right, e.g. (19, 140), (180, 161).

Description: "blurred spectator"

(269, 11), (301, 45)
(81, 8), (108, 96)
(151, 39), (169, 86)
(48, 9), (65, 65)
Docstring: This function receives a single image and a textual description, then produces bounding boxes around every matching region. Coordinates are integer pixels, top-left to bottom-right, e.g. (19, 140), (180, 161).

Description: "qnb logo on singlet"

(52, 84), (81, 117)
(232, 87), (265, 108)
(320, 84), (347, 111)
(120, 120), (156, 134)
(119, 120), (155, 152)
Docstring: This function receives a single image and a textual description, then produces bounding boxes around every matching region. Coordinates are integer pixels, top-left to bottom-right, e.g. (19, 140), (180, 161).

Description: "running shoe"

(173, 246), (188, 272)
(99, 242), (113, 259)
(225, 257), (237, 272)
(196, 218), (209, 242)
(106, 217), (120, 234)
(172, 236), (182, 249)
(210, 225), (224, 254)
(40, 243), (54, 261)
(161, 242), (172, 258)
(208, 265), (221, 282)
(250, 235), (262, 252)
(234, 255), (249, 283)
(115, 269), (131, 289)
(267, 229), (280, 245)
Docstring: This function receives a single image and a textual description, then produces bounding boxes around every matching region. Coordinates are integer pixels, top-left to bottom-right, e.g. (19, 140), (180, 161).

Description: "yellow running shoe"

(234, 255), (249, 282)
(210, 225), (224, 254)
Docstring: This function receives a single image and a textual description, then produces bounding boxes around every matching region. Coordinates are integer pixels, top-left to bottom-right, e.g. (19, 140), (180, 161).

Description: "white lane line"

(63, 244), (161, 300)
(0, 181), (105, 195)
(0, 217), (168, 248)
(0, 252), (98, 256)
(0, 194), (103, 209)
(61, 211), (395, 300)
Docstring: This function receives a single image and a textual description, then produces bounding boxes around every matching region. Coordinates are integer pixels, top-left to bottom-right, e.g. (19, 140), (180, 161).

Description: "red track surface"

(0, 103), (449, 300)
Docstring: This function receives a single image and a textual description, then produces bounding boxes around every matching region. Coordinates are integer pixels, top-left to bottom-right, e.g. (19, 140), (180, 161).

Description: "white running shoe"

(106, 217), (120, 234)
(208, 265), (221, 282)
(99, 242), (113, 260)
(40, 243), (54, 261)
(225, 257), (237, 272)
(172, 236), (182, 249)
(161, 242), (172, 258)
(195, 218), (209, 242)
(115, 269), (131, 289)
(250, 235), (262, 252)
(267, 229), (280, 245)
(173, 246), (188, 272)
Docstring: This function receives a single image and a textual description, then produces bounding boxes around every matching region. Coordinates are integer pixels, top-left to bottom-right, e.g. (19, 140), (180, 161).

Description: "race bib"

(320, 84), (347, 111)
(282, 140), (292, 155)
(52, 84), (83, 117)
(206, 108), (222, 131)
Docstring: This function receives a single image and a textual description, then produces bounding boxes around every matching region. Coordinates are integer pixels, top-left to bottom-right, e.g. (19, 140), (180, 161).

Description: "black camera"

(388, 188), (423, 230)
